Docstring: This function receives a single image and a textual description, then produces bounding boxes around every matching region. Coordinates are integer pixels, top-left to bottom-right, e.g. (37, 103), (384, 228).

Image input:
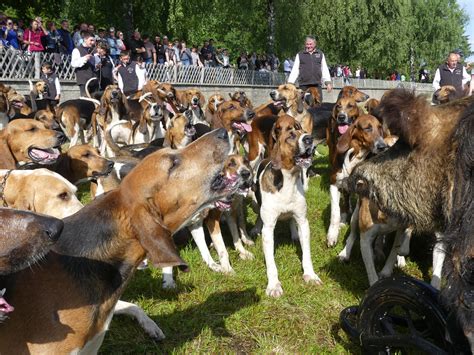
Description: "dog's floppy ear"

(304, 92), (315, 107)
(199, 93), (206, 106)
(295, 91), (304, 114)
(269, 141), (282, 170)
(132, 205), (188, 270)
(336, 126), (354, 155)
(0, 131), (17, 169)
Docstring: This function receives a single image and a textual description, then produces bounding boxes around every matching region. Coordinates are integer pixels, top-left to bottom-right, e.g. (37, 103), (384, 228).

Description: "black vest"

(97, 56), (114, 90)
(439, 63), (464, 98)
(75, 45), (97, 85)
(117, 62), (139, 96)
(40, 73), (58, 99)
(298, 49), (323, 86)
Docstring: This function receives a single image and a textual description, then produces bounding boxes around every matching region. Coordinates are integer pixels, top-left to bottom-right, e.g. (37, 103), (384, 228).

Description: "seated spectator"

(114, 50), (146, 96)
(143, 34), (156, 65)
(107, 27), (120, 60)
(191, 45), (203, 67)
(40, 62), (61, 107)
(2, 18), (20, 49)
(57, 20), (74, 54)
(179, 41), (192, 66)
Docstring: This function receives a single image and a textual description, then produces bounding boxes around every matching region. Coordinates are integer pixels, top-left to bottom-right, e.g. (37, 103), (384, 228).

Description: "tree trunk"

(267, 0), (275, 54)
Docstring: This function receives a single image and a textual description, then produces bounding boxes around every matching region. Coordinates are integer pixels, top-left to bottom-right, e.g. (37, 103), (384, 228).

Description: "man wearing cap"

(433, 51), (470, 99)
(287, 35), (332, 100)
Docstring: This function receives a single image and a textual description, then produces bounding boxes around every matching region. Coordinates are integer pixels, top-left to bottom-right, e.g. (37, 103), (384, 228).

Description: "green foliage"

(0, 0), (471, 76)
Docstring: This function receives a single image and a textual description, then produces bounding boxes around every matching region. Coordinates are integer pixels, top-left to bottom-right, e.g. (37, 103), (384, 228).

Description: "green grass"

(88, 147), (432, 354)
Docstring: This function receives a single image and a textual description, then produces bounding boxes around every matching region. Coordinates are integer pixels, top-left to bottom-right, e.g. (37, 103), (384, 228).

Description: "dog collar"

(0, 170), (13, 207)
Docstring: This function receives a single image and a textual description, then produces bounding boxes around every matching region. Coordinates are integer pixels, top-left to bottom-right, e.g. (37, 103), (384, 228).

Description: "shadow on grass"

(156, 288), (260, 351)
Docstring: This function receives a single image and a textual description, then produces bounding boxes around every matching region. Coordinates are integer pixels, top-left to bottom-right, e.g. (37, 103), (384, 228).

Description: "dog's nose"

(111, 91), (118, 97)
(246, 109), (255, 119)
(216, 128), (228, 140)
(303, 135), (313, 146)
(192, 97), (198, 103)
(56, 131), (67, 144)
(374, 138), (388, 152)
(337, 114), (347, 123)
(38, 215), (64, 242)
(270, 90), (277, 99)
(241, 169), (251, 180)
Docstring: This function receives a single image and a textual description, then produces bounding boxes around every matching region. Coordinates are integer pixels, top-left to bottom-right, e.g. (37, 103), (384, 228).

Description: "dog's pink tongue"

(31, 148), (60, 161)
(242, 123), (252, 132)
(0, 297), (14, 314)
(338, 125), (349, 135)
(165, 102), (175, 114)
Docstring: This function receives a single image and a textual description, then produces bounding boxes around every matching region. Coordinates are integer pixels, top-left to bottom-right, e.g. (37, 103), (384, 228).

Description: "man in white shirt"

(287, 35), (332, 100)
(432, 52), (470, 99)
(71, 32), (97, 96)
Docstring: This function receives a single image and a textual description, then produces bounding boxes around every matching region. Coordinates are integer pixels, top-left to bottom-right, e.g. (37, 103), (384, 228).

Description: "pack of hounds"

(0, 78), (472, 352)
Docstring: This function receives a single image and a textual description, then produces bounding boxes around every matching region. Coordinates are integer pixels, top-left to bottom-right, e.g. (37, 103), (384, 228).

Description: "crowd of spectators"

(0, 13), (281, 74)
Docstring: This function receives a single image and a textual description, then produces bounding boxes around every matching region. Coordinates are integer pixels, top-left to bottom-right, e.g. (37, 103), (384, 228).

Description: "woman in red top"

(23, 19), (46, 78)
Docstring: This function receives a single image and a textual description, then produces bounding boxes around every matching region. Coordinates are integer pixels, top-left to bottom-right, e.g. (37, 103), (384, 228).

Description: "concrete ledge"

(2, 79), (433, 106)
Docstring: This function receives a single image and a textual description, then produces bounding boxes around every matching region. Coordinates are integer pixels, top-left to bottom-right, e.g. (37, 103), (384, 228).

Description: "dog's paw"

(140, 317), (166, 341)
(220, 264), (235, 275)
(303, 273), (323, 285)
(266, 283), (284, 298)
(208, 262), (224, 273)
(241, 237), (255, 246)
(162, 279), (177, 290)
(378, 269), (392, 279)
(396, 255), (406, 269)
(239, 250), (254, 260)
(326, 229), (339, 248)
(337, 250), (350, 262)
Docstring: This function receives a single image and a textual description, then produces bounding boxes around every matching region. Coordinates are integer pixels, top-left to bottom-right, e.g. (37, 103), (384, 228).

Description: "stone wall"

(2, 79), (433, 106)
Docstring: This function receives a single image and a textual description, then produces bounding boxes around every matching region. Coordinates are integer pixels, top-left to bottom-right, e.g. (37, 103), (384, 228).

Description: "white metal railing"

(0, 47), (434, 90)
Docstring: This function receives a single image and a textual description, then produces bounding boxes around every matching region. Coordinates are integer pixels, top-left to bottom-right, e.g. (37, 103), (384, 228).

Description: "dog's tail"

(85, 77), (98, 99)
(105, 120), (133, 157)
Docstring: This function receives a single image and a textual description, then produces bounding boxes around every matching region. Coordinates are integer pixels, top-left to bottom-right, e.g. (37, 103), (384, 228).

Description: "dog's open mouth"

(338, 124), (350, 135)
(295, 150), (313, 168)
(0, 289), (14, 315)
(11, 100), (24, 108)
(28, 146), (61, 164)
(272, 98), (286, 107)
(231, 121), (252, 136)
(215, 196), (232, 211)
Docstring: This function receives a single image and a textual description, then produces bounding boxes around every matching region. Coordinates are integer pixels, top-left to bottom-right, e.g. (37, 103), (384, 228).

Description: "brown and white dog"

(0, 169), (84, 219)
(57, 98), (98, 146)
(432, 85), (457, 105)
(0, 208), (63, 321)
(0, 119), (66, 169)
(0, 128), (239, 353)
(0, 83), (26, 128)
(162, 154), (254, 288)
(212, 99), (255, 153)
(364, 98), (380, 115)
(51, 144), (114, 185)
(204, 94), (226, 124)
(326, 97), (362, 247)
(269, 83), (313, 134)
(255, 114), (321, 297)
(229, 91), (253, 109)
(175, 88), (206, 125)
